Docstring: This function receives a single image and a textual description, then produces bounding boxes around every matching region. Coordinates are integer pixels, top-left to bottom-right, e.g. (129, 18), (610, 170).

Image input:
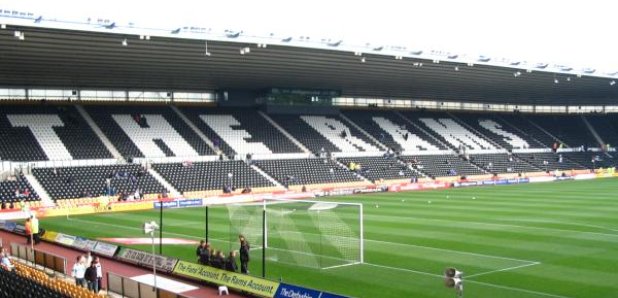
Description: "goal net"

(225, 198), (363, 270)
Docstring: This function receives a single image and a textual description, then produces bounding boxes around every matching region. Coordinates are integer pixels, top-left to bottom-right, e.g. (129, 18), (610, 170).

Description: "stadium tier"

(336, 156), (421, 182)
(268, 114), (383, 154)
(32, 164), (166, 201)
(0, 103), (616, 202)
(0, 104), (112, 161)
(152, 160), (274, 194)
(254, 158), (365, 186)
(0, 268), (70, 298)
(86, 105), (214, 159)
(181, 107), (304, 158)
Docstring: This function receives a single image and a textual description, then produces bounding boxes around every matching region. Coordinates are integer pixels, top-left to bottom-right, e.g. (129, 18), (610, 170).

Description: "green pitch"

(41, 178), (618, 298)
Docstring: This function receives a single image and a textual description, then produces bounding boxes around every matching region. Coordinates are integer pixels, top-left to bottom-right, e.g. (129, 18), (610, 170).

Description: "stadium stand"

(268, 114), (382, 154)
(561, 151), (615, 169)
(0, 105), (111, 161)
(32, 164), (166, 200)
(450, 112), (534, 149)
(0, 175), (39, 204)
(400, 154), (487, 178)
(153, 160), (274, 194)
(86, 105), (214, 159)
(525, 114), (596, 148)
(514, 152), (584, 171)
(401, 111), (497, 150)
(585, 114), (618, 148)
(342, 110), (445, 152)
(337, 156), (421, 182)
(468, 153), (539, 174)
(254, 158), (364, 186)
(0, 266), (70, 298)
(182, 107), (303, 157)
(493, 114), (557, 148)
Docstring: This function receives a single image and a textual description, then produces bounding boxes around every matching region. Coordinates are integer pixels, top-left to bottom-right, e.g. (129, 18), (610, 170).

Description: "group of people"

(195, 235), (251, 274)
(71, 251), (103, 293)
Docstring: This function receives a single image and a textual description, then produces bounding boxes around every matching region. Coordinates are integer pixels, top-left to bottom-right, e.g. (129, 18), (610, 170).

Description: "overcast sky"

(4, 0), (618, 73)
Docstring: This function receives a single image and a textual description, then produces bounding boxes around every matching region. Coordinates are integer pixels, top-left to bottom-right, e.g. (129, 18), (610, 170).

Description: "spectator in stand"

(84, 261), (98, 293)
(216, 251), (226, 269)
(241, 187), (252, 194)
(72, 256), (87, 287)
(225, 251), (238, 272)
(85, 251), (93, 267)
(199, 242), (211, 266)
(1, 201), (5, 210)
(239, 234), (250, 274)
(301, 185), (307, 192)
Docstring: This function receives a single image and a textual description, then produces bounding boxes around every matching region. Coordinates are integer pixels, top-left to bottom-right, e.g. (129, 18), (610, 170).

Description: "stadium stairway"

(339, 113), (388, 150)
(147, 168), (182, 197)
(170, 106), (223, 157)
(581, 115), (605, 148)
(75, 105), (125, 161)
(23, 174), (53, 206)
(249, 164), (286, 189)
(258, 111), (312, 154)
(393, 111), (450, 149)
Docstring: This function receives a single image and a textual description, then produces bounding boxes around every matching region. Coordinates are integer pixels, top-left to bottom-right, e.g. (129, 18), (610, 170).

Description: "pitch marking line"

(364, 263), (570, 298)
(322, 262), (361, 270)
(465, 262), (541, 279)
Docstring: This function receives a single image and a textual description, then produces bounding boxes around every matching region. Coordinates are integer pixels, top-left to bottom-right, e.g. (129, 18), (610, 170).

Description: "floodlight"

(566, 77), (571, 82)
(361, 57), (366, 63)
(554, 78), (559, 84)
(121, 38), (128, 46)
(14, 30), (20, 37)
(0, 24), (6, 29)
(454, 66), (459, 71)
(611, 81), (616, 86)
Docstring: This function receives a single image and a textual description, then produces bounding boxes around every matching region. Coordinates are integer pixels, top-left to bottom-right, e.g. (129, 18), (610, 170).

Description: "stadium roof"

(1, 24), (618, 105)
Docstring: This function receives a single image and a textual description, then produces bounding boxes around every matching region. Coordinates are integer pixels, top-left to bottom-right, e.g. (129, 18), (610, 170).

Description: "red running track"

(0, 230), (245, 298)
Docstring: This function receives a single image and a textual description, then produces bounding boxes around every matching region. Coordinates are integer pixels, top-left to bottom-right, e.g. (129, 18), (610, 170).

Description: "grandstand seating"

(585, 114), (618, 148)
(0, 105), (111, 161)
(0, 266), (70, 298)
(400, 155), (487, 178)
(401, 111), (496, 150)
(493, 114), (557, 148)
(153, 160), (274, 193)
(87, 105), (214, 159)
(342, 110), (445, 152)
(525, 114), (596, 148)
(182, 108), (303, 157)
(451, 112), (536, 149)
(12, 261), (98, 298)
(255, 158), (364, 186)
(337, 156), (421, 182)
(0, 176), (39, 204)
(269, 114), (382, 154)
(561, 152), (615, 169)
(32, 164), (166, 200)
(514, 152), (584, 171)
(468, 153), (539, 174)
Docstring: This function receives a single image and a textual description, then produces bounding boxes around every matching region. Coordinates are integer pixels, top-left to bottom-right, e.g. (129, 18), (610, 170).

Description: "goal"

(225, 198), (364, 270)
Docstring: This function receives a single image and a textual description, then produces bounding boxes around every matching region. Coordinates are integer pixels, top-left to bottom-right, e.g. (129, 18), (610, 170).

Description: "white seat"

(218, 285), (229, 296)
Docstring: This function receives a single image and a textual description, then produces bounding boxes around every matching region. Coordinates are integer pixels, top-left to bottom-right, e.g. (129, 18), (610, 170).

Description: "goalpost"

(225, 198), (364, 270)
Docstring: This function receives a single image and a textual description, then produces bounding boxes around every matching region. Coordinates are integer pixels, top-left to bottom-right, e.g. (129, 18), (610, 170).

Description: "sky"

(3, 0), (618, 73)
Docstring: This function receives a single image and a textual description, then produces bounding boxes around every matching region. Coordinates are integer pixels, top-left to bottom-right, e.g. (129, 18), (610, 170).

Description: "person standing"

(24, 217), (32, 245)
(239, 235), (250, 274)
(199, 242), (210, 266)
(84, 262), (98, 293)
(31, 215), (40, 245)
(72, 256), (87, 287)
(93, 257), (103, 293)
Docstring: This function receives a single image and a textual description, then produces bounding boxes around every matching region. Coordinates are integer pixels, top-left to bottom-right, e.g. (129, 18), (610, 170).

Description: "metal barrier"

(9, 242), (67, 274)
(107, 272), (190, 298)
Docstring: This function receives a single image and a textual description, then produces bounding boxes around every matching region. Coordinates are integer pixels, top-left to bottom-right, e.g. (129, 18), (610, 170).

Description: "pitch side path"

(0, 230), (245, 298)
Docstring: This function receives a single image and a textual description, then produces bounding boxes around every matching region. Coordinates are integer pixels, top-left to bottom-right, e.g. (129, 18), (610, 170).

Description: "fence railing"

(9, 242), (67, 274)
(107, 272), (191, 298)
